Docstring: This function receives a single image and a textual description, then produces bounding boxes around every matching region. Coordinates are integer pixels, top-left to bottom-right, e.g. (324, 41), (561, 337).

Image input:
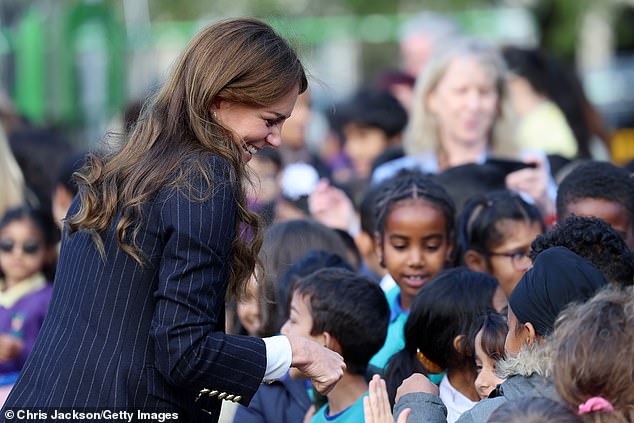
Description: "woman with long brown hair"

(1, 18), (344, 422)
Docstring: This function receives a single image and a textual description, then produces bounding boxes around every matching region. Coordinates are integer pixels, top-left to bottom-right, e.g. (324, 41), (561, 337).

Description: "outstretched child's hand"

(308, 179), (359, 235)
(395, 373), (439, 403)
(364, 374), (410, 423)
(0, 334), (23, 363)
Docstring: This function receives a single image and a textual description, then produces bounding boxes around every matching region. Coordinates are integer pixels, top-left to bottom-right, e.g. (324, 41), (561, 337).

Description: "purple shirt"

(0, 284), (52, 374)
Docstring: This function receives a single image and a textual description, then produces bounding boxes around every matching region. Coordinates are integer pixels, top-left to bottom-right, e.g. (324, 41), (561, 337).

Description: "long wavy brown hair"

(67, 18), (307, 299)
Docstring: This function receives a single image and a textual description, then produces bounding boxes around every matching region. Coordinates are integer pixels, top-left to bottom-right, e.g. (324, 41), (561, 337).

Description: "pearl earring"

(212, 111), (217, 120)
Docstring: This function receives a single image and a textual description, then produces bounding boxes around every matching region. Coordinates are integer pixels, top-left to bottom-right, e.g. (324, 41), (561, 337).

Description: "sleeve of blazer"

(151, 155), (266, 405)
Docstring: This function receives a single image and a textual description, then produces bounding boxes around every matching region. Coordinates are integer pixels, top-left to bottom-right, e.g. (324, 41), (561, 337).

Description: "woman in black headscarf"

(505, 246), (608, 353)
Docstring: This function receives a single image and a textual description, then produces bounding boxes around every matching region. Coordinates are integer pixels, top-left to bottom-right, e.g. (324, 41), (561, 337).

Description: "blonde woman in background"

(374, 37), (555, 219)
(404, 37), (517, 170)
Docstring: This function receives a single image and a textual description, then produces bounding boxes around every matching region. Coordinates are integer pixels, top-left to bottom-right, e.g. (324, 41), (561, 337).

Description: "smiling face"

(427, 57), (499, 149)
(213, 86), (299, 161)
(474, 328), (504, 400)
(378, 199), (452, 310)
(0, 218), (49, 287)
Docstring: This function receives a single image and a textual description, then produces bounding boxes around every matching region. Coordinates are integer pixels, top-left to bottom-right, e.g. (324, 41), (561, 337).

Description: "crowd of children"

(225, 66), (634, 420)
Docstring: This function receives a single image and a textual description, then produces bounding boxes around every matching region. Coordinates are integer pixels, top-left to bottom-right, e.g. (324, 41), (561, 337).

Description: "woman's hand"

(505, 153), (556, 220)
(364, 374), (410, 423)
(286, 335), (345, 395)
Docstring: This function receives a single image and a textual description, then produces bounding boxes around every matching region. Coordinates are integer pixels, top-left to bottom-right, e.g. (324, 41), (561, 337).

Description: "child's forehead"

(292, 290), (312, 305)
(392, 197), (440, 209)
(343, 122), (381, 132)
(566, 197), (630, 225)
(290, 290), (314, 319)
(0, 218), (39, 235)
(387, 198), (446, 221)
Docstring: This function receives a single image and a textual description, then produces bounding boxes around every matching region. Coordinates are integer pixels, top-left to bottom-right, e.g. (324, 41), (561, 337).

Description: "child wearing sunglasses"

(0, 206), (57, 377)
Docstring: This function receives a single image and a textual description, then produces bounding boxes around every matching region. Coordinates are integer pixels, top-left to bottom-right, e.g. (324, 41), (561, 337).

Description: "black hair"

(375, 168), (456, 243)
(458, 190), (544, 264)
(337, 88), (408, 138)
(478, 311), (507, 362)
(295, 268), (390, 376)
(359, 181), (388, 235)
(258, 219), (353, 337)
(384, 267), (498, 404)
(546, 57), (611, 160)
(557, 161), (634, 224)
(501, 46), (551, 96)
(277, 250), (354, 325)
(0, 205), (59, 281)
(58, 152), (87, 197)
(530, 215), (634, 287)
(371, 146), (405, 176)
(333, 228), (362, 271)
(435, 160), (533, 216)
(501, 46), (602, 159)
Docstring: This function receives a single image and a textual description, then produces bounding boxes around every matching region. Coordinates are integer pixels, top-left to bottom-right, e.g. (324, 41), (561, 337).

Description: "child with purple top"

(0, 206), (57, 376)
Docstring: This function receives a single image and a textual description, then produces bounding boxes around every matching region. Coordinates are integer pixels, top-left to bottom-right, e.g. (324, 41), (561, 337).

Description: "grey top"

(394, 373), (558, 423)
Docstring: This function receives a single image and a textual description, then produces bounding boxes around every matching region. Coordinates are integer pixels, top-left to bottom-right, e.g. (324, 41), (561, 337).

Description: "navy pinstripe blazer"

(2, 156), (266, 422)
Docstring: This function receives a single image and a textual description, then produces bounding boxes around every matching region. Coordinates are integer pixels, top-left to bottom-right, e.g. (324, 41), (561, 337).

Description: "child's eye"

(392, 244), (407, 251)
(510, 252), (526, 261)
(425, 244), (441, 252)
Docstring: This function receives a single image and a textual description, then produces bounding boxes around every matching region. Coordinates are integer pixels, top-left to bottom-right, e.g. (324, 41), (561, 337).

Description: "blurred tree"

(614, 4), (634, 54)
(533, 0), (591, 61)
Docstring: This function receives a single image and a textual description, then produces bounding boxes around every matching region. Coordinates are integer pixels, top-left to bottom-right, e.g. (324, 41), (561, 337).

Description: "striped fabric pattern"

(1, 155), (266, 422)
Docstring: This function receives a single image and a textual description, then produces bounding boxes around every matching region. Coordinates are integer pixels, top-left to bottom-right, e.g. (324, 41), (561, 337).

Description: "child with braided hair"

(368, 169), (456, 372)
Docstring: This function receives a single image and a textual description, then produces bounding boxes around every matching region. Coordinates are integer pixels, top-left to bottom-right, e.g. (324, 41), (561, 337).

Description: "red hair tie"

(578, 397), (614, 414)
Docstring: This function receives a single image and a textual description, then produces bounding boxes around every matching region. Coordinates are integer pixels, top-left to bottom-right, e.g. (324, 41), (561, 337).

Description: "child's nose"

(408, 249), (424, 267)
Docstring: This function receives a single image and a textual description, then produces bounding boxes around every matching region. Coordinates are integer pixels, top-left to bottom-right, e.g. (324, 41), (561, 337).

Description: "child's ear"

(524, 322), (538, 346)
(452, 334), (466, 354)
(323, 332), (343, 355)
(463, 249), (488, 273)
(321, 332), (341, 354)
(354, 231), (375, 258)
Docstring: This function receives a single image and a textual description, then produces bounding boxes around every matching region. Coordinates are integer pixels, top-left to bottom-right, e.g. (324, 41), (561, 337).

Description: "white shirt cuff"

(262, 335), (292, 383)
